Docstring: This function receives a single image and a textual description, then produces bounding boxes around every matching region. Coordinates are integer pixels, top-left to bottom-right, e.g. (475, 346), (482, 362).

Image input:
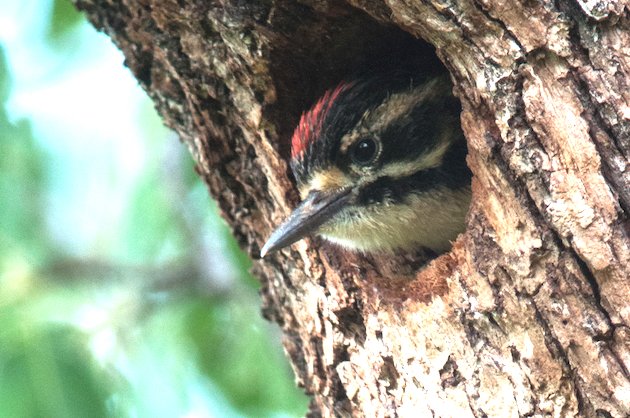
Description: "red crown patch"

(291, 81), (353, 159)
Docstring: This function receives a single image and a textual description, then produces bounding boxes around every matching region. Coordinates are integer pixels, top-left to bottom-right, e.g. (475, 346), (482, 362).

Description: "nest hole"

(267, 4), (448, 156)
(265, 3), (470, 297)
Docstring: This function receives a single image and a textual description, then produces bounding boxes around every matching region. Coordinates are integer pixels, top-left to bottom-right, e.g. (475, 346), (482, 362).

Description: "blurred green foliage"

(0, 321), (110, 418)
(0, 1), (308, 417)
(47, 0), (83, 42)
(0, 51), (47, 264)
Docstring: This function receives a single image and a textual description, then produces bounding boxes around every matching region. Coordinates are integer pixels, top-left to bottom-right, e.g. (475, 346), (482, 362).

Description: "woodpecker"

(261, 74), (471, 257)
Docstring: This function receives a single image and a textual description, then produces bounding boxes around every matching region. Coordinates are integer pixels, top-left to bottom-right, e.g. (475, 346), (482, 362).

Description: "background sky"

(0, 1), (308, 416)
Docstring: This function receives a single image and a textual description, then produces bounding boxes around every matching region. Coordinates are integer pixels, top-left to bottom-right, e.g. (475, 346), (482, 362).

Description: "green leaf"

(0, 48), (50, 265)
(185, 296), (309, 417)
(0, 318), (111, 418)
(46, 0), (84, 43)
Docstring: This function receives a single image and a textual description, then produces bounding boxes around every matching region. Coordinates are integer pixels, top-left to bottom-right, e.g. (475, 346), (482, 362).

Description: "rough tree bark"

(73, 0), (629, 416)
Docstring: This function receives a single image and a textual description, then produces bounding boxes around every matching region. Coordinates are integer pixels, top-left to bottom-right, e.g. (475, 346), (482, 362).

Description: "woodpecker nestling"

(261, 74), (471, 257)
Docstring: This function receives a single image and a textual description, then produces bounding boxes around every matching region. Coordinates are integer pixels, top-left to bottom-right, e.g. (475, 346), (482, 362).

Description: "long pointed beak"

(260, 188), (353, 258)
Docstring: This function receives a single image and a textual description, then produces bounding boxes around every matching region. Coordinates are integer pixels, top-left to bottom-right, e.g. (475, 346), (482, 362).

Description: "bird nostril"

(305, 190), (325, 206)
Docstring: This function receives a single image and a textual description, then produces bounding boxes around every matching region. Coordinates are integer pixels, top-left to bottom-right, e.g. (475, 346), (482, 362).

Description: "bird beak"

(260, 188), (353, 258)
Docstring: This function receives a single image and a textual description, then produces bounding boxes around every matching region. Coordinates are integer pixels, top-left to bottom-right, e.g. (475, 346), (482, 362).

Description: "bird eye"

(350, 137), (378, 165)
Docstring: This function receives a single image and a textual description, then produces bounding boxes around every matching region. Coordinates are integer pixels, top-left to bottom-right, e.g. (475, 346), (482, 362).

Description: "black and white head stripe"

(291, 74), (467, 197)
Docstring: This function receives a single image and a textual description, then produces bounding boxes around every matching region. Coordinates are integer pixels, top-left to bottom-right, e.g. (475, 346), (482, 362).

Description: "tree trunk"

(73, 0), (630, 416)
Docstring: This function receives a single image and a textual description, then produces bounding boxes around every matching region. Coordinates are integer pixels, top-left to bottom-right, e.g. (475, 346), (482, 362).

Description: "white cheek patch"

(319, 186), (471, 253)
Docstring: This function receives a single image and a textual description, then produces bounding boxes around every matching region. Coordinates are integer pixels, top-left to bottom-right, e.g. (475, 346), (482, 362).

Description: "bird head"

(261, 74), (471, 257)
